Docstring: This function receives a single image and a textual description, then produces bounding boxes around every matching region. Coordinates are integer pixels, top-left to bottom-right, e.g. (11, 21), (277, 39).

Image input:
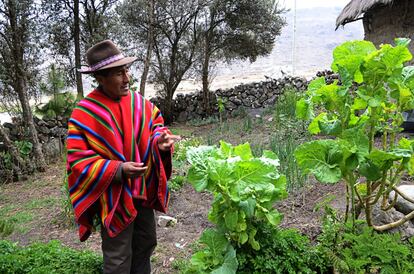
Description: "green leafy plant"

(340, 227), (414, 273)
(14, 140), (32, 159)
(186, 141), (287, 272)
(295, 38), (414, 230)
(316, 214), (414, 274)
(217, 96), (226, 124)
(58, 175), (75, 228)
(236, 222), (327, 274)
(186, 228), (238, 274)
(0, 240), (102, 274)
(0, 219), (13, 239)
(36, 92), (76, 119)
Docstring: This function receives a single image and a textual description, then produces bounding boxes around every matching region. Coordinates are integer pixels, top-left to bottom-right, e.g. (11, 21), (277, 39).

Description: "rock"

(3, 122), (13, 129)
(177, 112), (188, 123)
(389, 185), (414, 215)
(38, 120), (47, 127)
(371, 203), (414, 239)
(43, 138), (62, 158)
(38, 126), (50, 135)
(158, 215), (177, 227)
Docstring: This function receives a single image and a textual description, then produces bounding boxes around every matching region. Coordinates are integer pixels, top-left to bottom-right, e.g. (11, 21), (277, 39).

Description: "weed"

(270, 134), (307, 191)
(0, 240), (103, 273)
(187, 116), (218, 127)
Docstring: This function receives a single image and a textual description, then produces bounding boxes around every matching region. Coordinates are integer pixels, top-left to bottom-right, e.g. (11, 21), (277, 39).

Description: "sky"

(281, 0), (350, 9)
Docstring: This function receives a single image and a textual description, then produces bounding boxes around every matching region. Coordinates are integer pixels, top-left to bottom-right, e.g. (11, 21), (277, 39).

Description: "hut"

(337, 0), (414, 129)
(336, 0), (414, 53)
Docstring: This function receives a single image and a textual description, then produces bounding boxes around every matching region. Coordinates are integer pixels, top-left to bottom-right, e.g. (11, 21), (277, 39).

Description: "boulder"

(371, 203), (414, 240)
(389, 185), (414, 215)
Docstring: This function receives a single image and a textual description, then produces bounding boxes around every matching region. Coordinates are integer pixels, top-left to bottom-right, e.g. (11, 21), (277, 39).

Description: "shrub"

(236, 222), (327, 274)
(36, 92), (76, 119)
(0, 240), (103, 274)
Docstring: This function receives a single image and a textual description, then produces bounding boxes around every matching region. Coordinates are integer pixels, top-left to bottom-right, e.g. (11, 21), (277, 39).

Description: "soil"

(2, 114), (401, 274)
(0, 160), (346, 274)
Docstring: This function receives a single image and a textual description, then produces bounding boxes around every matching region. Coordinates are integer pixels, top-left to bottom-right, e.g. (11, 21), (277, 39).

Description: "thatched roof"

(336, 0), (394, 28)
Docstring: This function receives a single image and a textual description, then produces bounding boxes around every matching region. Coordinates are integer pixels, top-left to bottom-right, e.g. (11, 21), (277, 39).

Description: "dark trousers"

(101, 206), (157, 274)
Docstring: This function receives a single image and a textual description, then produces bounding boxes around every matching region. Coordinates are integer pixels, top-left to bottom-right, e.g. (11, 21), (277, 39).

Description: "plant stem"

(365, 181), (372, 227)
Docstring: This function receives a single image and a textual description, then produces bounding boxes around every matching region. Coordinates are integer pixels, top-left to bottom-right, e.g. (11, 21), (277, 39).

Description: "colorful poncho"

(66, 89), (172, 241)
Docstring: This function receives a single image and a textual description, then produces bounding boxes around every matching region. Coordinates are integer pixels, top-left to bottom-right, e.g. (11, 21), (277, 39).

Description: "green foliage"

(169, 175), (186, 192)
(269, 88), (310, 191)
(187, 116), (219, 127)
(36, 92), (76, 119)
(57, 175), (75, 228)
(295, 39), (414, 228)
(340, 227), (414, 273)
(170, 137), (203, 192)
(185, 228), (238, 274)
(0, 152), (13, 183)
(274, 88), (305, 128)
(14, 140), (33, 159)
(0, 219), (13, 239)
(187, 142), (287, 248)
(174, 138), (203, 163)
(236, 222), (327, 274)
(270, 134), (308, 191)
(39, 64), (65, 96)
(0, 240), (102, 274)
(186, 142), (287, 272)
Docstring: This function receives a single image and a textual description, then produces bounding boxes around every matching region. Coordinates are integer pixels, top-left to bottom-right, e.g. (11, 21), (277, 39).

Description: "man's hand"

(157, 132), (181, 151)
(122, 162), (147, 179)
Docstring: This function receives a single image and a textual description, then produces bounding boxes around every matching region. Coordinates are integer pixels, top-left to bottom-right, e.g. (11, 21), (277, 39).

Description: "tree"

(151, 0), (206, 123)
(116, 0), (155, 97)
(198, 0), (286, 113)
(0, 0), (47, 171)
(42, 0), (118, 98)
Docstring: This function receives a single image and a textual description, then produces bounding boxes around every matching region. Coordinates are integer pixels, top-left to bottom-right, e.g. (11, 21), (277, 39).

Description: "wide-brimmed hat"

(78, 40), (137, 74)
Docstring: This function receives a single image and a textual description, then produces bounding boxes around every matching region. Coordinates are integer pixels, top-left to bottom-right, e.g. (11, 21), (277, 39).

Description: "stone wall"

(1, 116), (68, 160)
(150, 75), (309, 122)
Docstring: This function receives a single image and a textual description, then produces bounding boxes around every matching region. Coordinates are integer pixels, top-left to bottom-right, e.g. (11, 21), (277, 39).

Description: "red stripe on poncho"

(66, 89), (172, 241)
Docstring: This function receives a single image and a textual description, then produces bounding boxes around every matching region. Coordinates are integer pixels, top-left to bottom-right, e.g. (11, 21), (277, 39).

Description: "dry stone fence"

(150, 75), (310, 122)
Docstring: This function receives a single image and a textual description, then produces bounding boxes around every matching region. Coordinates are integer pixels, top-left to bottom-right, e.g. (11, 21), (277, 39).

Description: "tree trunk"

(163, 90), (174, 125)
(8, 0), (47, 172)
(0, 123), (25, 180)
(16, 76), (47, 172)
(74, 0), (84, 99)
(202, 34), (211, 114)
(139, 0), (155, 97)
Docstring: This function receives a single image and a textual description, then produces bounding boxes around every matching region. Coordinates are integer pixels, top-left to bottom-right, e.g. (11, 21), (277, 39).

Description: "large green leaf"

(199, 229), (229, 261)
(211, 246), (238, 274)
(367, 149), (412, 170)
(224, 210), (238, 231)
(359, 159), (382, 181)
(341, 127), (369, 158)
(295, 140), (343, 183)
(187, 165), (209, 192)
(332, 40), (376, 83)
(233, 143), (253, 160)
(296, 98), (311, 120)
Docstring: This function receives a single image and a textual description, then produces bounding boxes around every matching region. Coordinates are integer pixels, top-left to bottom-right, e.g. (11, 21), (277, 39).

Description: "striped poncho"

(66, 89), (172, 241)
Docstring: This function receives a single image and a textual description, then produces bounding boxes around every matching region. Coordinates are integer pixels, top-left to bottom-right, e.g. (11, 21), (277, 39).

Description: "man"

(66, 40), (179, 273)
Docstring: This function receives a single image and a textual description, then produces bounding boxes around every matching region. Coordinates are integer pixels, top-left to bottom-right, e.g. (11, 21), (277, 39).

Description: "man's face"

(96, 65), (130, 100)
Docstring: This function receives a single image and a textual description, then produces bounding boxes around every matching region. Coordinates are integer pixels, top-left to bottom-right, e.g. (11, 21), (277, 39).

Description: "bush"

(36, 92), (76, 119)
(340, 228), (414, 273)
(236, 222), (327, 274)
(0, 240), (103, 274)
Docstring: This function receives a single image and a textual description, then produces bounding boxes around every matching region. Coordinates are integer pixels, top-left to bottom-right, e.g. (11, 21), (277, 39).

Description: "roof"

(336, 0), (395, 29)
